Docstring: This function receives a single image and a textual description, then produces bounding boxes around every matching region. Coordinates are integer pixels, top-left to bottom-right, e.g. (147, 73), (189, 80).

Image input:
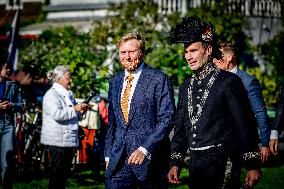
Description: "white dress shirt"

(229, 65), (238, 74)
(270, 130), (278, 139)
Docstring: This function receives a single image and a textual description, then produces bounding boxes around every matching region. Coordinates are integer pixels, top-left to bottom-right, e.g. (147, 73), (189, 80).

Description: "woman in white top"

(41, 65), (88, 189)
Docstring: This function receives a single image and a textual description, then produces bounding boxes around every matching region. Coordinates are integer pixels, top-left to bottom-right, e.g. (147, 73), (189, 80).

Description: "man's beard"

(122, 60), (141, 72)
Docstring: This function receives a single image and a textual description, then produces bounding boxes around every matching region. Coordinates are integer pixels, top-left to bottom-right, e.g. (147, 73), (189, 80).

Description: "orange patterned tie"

(121, 74), (134, 123)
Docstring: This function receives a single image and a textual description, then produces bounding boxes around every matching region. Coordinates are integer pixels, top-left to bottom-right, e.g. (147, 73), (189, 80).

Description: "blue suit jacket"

(236, 68), (270, 146)
(104, 63), (175, 181)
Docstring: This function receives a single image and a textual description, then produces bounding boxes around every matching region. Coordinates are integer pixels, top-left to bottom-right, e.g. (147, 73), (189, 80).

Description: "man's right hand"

(168, 166), (181, 184)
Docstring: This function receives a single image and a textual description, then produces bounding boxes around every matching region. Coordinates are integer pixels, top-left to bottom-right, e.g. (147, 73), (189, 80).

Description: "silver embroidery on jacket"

(222, 158), (233, 189)
(188, 64), (220, 126)
(171, 152), (184, 161)
(243, 151), (260, 161)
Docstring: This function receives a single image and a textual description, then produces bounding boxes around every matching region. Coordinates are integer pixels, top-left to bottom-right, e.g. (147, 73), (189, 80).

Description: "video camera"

(83, 92), (96, 104)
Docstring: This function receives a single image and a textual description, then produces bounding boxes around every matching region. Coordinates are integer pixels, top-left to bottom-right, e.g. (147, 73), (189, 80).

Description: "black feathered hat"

(168, 16), (222, 59)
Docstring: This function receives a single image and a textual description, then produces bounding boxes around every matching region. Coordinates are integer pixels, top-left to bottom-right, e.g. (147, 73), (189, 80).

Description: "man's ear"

(228, 54), (233, 63)
(228, 54), (236, 64)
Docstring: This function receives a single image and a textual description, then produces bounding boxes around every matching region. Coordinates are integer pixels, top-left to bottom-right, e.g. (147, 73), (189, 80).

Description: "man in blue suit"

(104, 32), (175, 189)
(214, 42), (271, 163)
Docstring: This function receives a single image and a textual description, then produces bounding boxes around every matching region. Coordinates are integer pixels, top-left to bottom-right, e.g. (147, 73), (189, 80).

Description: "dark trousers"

(47, 146), (75, 189)
(105, 173), (168, 189)
(188, 147), (241, 189)
(105, 150), (168, 189)
(0, 115), (15, 189)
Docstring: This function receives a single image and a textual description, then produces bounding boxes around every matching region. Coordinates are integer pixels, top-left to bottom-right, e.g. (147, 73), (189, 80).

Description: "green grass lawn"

(3, 155), (284, 189)
(169, 165), (284, 189)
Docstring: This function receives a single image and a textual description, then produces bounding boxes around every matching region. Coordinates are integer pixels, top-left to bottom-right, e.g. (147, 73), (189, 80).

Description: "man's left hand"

(128, 149), (145, 165)
(245, 169), (261, 188)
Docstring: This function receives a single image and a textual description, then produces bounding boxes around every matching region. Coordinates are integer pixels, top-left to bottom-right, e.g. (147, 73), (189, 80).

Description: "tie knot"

(126, 74), (134, 82)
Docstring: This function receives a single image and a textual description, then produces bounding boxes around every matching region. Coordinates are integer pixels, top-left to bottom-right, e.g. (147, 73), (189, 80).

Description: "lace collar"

(193, 61), (217, 80)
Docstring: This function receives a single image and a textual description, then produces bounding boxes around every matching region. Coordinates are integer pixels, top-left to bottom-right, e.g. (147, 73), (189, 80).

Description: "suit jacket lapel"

(114, 72), (127, 128)
(127, 64), (152, 124)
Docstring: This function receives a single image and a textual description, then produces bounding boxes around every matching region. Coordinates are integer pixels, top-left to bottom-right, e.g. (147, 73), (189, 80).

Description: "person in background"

(167, 16), (261, 189)
(40, 65), (88, 189)
(104, 32), (175, 189)
(270, 87), (284, 155)
(0, 56), (22, 189)
(214, 42), (271, 163)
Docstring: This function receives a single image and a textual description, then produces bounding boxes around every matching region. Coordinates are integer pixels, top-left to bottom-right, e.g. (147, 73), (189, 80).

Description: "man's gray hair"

(47, 65), (70, 83)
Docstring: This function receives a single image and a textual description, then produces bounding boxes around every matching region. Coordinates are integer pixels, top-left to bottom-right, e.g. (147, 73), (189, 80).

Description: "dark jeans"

(105, 177), (168, 189)
(188, 147), (241, 189)
(0, 115), (15, 189)
(47, 146), (75, 189)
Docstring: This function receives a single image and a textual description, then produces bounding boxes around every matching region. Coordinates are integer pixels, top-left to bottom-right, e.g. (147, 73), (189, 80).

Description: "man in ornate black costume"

(167, 16), (261, 189)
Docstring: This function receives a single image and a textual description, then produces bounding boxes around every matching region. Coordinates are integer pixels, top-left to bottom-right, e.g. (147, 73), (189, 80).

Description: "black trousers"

(188, 147), (241, 189)
(47, 146), (75, 189)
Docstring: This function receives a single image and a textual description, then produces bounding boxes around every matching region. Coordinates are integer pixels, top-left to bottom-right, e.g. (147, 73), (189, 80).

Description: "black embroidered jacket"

(171, 63), (261, 170)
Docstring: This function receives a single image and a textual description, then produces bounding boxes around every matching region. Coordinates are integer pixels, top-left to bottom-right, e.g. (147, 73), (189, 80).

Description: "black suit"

(171, 64), (261, 189)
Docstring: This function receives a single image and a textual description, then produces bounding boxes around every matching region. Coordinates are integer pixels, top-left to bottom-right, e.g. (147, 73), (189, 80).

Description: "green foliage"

(91, 0), (252, 86)
(9, 164), (284, 189)
(167, 165), (284, 189)
(257, 0), (284, 103)
(19, 27), (109, 98)
(145, 44), (191, 85)
(185, 1), (251, 60)
(91, 0), (189, 86)
(259, 31), (284, 85)
(244, 66), (280, 107)
(19, 0), (280, 102)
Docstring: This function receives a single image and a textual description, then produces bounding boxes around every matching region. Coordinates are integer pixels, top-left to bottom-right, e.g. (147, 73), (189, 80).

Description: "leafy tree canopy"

(91, 0), (253, 87)
(20, 26), (109, 98)
(18, 0), (281, 106)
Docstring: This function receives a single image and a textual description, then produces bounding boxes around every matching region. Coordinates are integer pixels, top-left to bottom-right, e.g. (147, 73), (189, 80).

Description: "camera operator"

(0, 56), (22, 189)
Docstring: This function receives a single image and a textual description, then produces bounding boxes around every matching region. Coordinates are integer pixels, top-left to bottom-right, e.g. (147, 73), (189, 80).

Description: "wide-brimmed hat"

(168, 16), (221, 59)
